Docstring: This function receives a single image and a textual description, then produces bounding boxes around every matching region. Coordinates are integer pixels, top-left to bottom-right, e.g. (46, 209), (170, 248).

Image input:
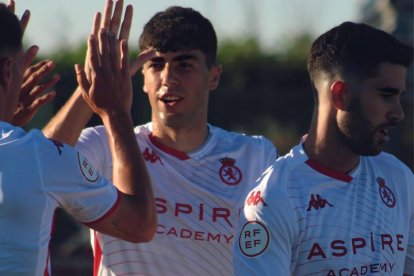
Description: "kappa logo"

(246, 191), (268, 207)
(377, 177), (396, 208)
(143, 148), (164, 165)
(218, 157), (242, 186)
(307, 194), (333, 211)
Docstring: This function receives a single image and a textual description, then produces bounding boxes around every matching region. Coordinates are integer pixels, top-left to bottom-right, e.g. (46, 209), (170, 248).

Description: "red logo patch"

(143, 148), (164, 165)
(219, 157), (242, 186)
(246, 191), (267, 207)
(377, 177), (395, 208)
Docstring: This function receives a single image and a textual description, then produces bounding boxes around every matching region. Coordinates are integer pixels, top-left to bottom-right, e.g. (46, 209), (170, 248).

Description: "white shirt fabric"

(234, 143), (414, 275)
(0, 122), (119, 276)
(76, 122), (277, 276)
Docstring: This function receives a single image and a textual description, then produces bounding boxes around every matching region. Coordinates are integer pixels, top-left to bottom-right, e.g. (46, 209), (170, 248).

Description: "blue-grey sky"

(11, 0), (360, 55)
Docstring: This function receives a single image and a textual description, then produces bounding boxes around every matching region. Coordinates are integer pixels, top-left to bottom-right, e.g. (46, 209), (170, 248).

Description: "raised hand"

(7, 1), (59, 126)
(76, 30), (132, 118)
(12, 46), (60, 126)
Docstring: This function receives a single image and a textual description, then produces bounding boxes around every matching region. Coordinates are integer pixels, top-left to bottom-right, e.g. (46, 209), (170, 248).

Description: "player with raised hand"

(0, 1), (156, 274)
(44, 1), (278, 275)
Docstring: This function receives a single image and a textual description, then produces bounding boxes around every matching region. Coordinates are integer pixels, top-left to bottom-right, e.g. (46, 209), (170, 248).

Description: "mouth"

(159, 95), (183, 106)
(377, 125), (394, 142)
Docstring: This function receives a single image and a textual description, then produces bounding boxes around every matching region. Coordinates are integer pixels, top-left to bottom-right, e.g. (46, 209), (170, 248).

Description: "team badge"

(239, 221), (270, 257)
(219, 157), (242, 185)
(377, 177), (395, 208)
(78, 153), (99, 182)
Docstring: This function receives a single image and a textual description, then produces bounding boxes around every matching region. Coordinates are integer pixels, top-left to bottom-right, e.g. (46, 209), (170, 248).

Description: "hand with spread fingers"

(76, 30), (132, 118)
(7, 0), (60, 126)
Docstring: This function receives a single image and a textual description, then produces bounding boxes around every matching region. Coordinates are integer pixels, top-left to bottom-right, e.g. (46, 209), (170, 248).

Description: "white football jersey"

(234, 143), (414, 275)
(76, 122), (277, 276)
(0, 122), (119, 275)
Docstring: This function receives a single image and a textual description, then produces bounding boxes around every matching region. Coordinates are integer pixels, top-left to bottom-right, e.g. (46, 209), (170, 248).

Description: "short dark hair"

(0, 3), (22, 54)
(139, 6), (217, 67)
(307, 21), (413, 82)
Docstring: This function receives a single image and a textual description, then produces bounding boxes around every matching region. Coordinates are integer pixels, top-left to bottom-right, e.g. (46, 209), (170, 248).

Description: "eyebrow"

(149, 54), (198, 63)
(378, 87), (402, 94)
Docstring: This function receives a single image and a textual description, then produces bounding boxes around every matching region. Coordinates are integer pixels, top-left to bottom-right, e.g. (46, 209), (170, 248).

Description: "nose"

(161, 63), (178, 87)
(388, 99), (405, 123)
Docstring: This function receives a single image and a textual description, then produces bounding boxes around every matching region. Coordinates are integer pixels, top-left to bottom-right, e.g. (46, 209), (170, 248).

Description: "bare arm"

(75, 28), (156, 242)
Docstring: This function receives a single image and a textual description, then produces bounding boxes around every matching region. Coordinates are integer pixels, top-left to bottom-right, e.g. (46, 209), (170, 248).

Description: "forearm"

(102, 112), (156, 234)
(43, 87), (93, 146)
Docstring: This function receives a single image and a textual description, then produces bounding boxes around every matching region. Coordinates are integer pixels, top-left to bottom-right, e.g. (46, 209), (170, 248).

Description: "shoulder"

(210, 125), (277, 153)
(368, 152), (412, 178)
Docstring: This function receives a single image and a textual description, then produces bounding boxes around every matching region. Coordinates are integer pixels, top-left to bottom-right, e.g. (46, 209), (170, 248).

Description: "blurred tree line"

(27, 34), (412, 274)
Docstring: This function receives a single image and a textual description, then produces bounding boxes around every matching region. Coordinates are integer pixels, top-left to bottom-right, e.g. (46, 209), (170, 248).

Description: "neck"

(151, 122), (209, 153)
(304, 114), (360, 174)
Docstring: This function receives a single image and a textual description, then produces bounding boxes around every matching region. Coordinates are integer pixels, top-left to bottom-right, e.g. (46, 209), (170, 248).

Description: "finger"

(23, 60), (49, 81)
(22, 61), (56, 95)
(101, 0), (114, 30)
(27, 92), (56, 112)
(129, 49), (156, 77)
(75, 64), (90, 94)
(98, 29), (110, 69)
(20, 10), (30, 34)
(23, 45), (39, 71)
(109, 31), (120, 70)
(120, 40), (130, 75)
(88, 34), (100, 73)
(110, 0), (123, 36)
(119, 5), (133, 41)
(92, 12), (102, 36)
(7, 0), (15, 13)
(27, 74), (60, 99)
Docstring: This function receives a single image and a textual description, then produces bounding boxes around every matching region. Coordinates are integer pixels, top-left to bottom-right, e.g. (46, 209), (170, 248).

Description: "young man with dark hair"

(0, 1), (156, 274)
(44, 1), (277, 275)
(234, 22), (413, 275)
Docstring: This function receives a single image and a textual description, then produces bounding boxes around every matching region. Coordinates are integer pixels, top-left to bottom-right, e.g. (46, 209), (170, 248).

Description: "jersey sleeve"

(76, 126), (110, 176)
(38, 138), (119, 224)
(233, 164), (297, 275)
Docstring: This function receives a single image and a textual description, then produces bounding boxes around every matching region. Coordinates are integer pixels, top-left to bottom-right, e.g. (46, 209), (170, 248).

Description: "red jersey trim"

(83, 190), (121, 226)
(305, 159), (353, 183)
(148, 133), (190, 160)
(93, 231), (103, 276)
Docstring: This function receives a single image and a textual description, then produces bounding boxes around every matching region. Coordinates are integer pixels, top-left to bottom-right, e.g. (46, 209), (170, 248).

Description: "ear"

(142, 83), (148, 94)
(208, 64), (222, 91)
(0, 57), (12, 88)
(141, 68), (149, 94)
(331, 81), (346, 110)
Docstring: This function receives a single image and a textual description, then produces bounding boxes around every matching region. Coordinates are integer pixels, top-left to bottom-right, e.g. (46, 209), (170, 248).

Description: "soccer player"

(0, 2), (156, 274)
(43, 1), (277, 275)
(233, 21), (413, 275)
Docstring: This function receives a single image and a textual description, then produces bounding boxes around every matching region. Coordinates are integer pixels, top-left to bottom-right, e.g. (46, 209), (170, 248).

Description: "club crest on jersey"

(239, 221), (270, 257)
(77, 153), (99, 182)
(218, 157), (242, 186)
(377, 177), (396, 208)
